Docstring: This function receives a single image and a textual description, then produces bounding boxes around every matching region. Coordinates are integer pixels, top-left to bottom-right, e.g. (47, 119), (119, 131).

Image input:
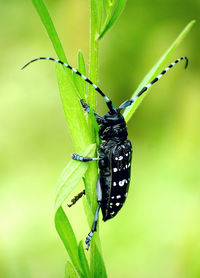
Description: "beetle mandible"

(22, 56), (188, 249)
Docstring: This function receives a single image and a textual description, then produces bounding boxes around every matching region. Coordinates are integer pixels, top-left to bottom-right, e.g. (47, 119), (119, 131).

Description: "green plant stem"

(84, 1), (104, 277)
(88, 1), (99, 111)
(85, 0), (100, 218)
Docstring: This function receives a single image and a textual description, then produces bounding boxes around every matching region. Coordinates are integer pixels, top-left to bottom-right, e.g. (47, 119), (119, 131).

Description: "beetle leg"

(80, 99), (104, 123)
(71, 153), (102, 162)
(67, 189), (85, 207)
(85, 176), (102, 250)
(85, 202), (101, 250)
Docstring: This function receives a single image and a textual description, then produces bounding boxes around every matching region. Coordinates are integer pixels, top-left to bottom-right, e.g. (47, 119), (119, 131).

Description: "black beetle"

(22, 56), (188, 249)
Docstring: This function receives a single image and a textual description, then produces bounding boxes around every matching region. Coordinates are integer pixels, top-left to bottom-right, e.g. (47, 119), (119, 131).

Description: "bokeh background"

(0, 0), (200, 277)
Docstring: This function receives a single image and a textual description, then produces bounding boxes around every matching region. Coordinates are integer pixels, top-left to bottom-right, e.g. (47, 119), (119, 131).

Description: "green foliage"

(73, 51), (87, 100)
(123, 20), (195, 122)
(55, 207), (83, 278)
(31, 0), (194, 277)
(65, 261), (79, 278)
(98, 0), (127, 39)
(55, 145), (96, 213)
(78, 241), (90, 278)
(32, 0), (67, 62)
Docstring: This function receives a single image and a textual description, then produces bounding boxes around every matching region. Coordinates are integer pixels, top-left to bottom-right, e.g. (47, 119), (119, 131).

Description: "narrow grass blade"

(123, 20), (195, 122)
(90, 243), (107, 278)
(98, 0), (127, 40)
(55, 145), (95, 277)
(103, 0), (111, 14)
(82, 195), (95, 228)
(73, 51), (87, 99)
(55, 208), (83, 278)
(32, 0), (67, 62)
(65, 261), (79, 278)
(32, 0), (92, 152)
(78, 240), (90, 278)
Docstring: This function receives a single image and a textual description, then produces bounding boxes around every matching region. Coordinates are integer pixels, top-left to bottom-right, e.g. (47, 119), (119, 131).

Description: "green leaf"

(65, 261), (79, 278)
(82, 180), (107, 278)
(33, 0), (90, 152)
(56, 64), (93, 152)
(103, 0), (111, 14)
(92, 0), (103, 34)
(55, 144), (96, 212)
(82, 196), (94, 227)
(78, 241), (90, 278)
(55, 145), (95, 277)
(73, 51), (87, 99)
(123, 20), (195, 122)
(32, 0), (67, 62)
(98, 0), (127, 40)
(33, 0), (92, 152)
(55, 208), (83, 278)
(90, 243), (107, 278)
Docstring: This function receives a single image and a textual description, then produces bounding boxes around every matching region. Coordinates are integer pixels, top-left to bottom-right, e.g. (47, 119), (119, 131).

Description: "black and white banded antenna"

(118, 56), (188, 110)
(21, 57), (115, 113)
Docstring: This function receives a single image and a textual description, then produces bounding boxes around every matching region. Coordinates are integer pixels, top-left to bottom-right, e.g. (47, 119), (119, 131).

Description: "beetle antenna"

(118, 56), (188, 110)
(21, 57), (115, 112)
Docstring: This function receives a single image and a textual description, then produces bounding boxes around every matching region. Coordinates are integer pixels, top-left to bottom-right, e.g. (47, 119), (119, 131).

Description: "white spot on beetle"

(113, 168), (118, 172)
(119, 180), (125, 186)
(119, 156), (123, 160)
(116, 195), (121, 199)
(116, 202), (120, 206)
(113, 182), (117, 186)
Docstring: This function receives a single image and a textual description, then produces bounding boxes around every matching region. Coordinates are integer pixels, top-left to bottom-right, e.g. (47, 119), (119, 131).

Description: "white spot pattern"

(119, 180), (125, 186)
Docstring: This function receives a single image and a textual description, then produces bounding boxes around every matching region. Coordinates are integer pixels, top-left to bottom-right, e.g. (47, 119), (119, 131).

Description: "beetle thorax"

(99, 110), (128, 142)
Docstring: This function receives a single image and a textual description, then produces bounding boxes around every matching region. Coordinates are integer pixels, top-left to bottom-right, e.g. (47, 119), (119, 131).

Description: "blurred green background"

(0, 0), (200, 277)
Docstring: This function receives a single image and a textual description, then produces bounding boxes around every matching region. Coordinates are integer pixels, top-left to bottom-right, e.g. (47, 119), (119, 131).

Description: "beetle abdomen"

(99, 140), (132, 221)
